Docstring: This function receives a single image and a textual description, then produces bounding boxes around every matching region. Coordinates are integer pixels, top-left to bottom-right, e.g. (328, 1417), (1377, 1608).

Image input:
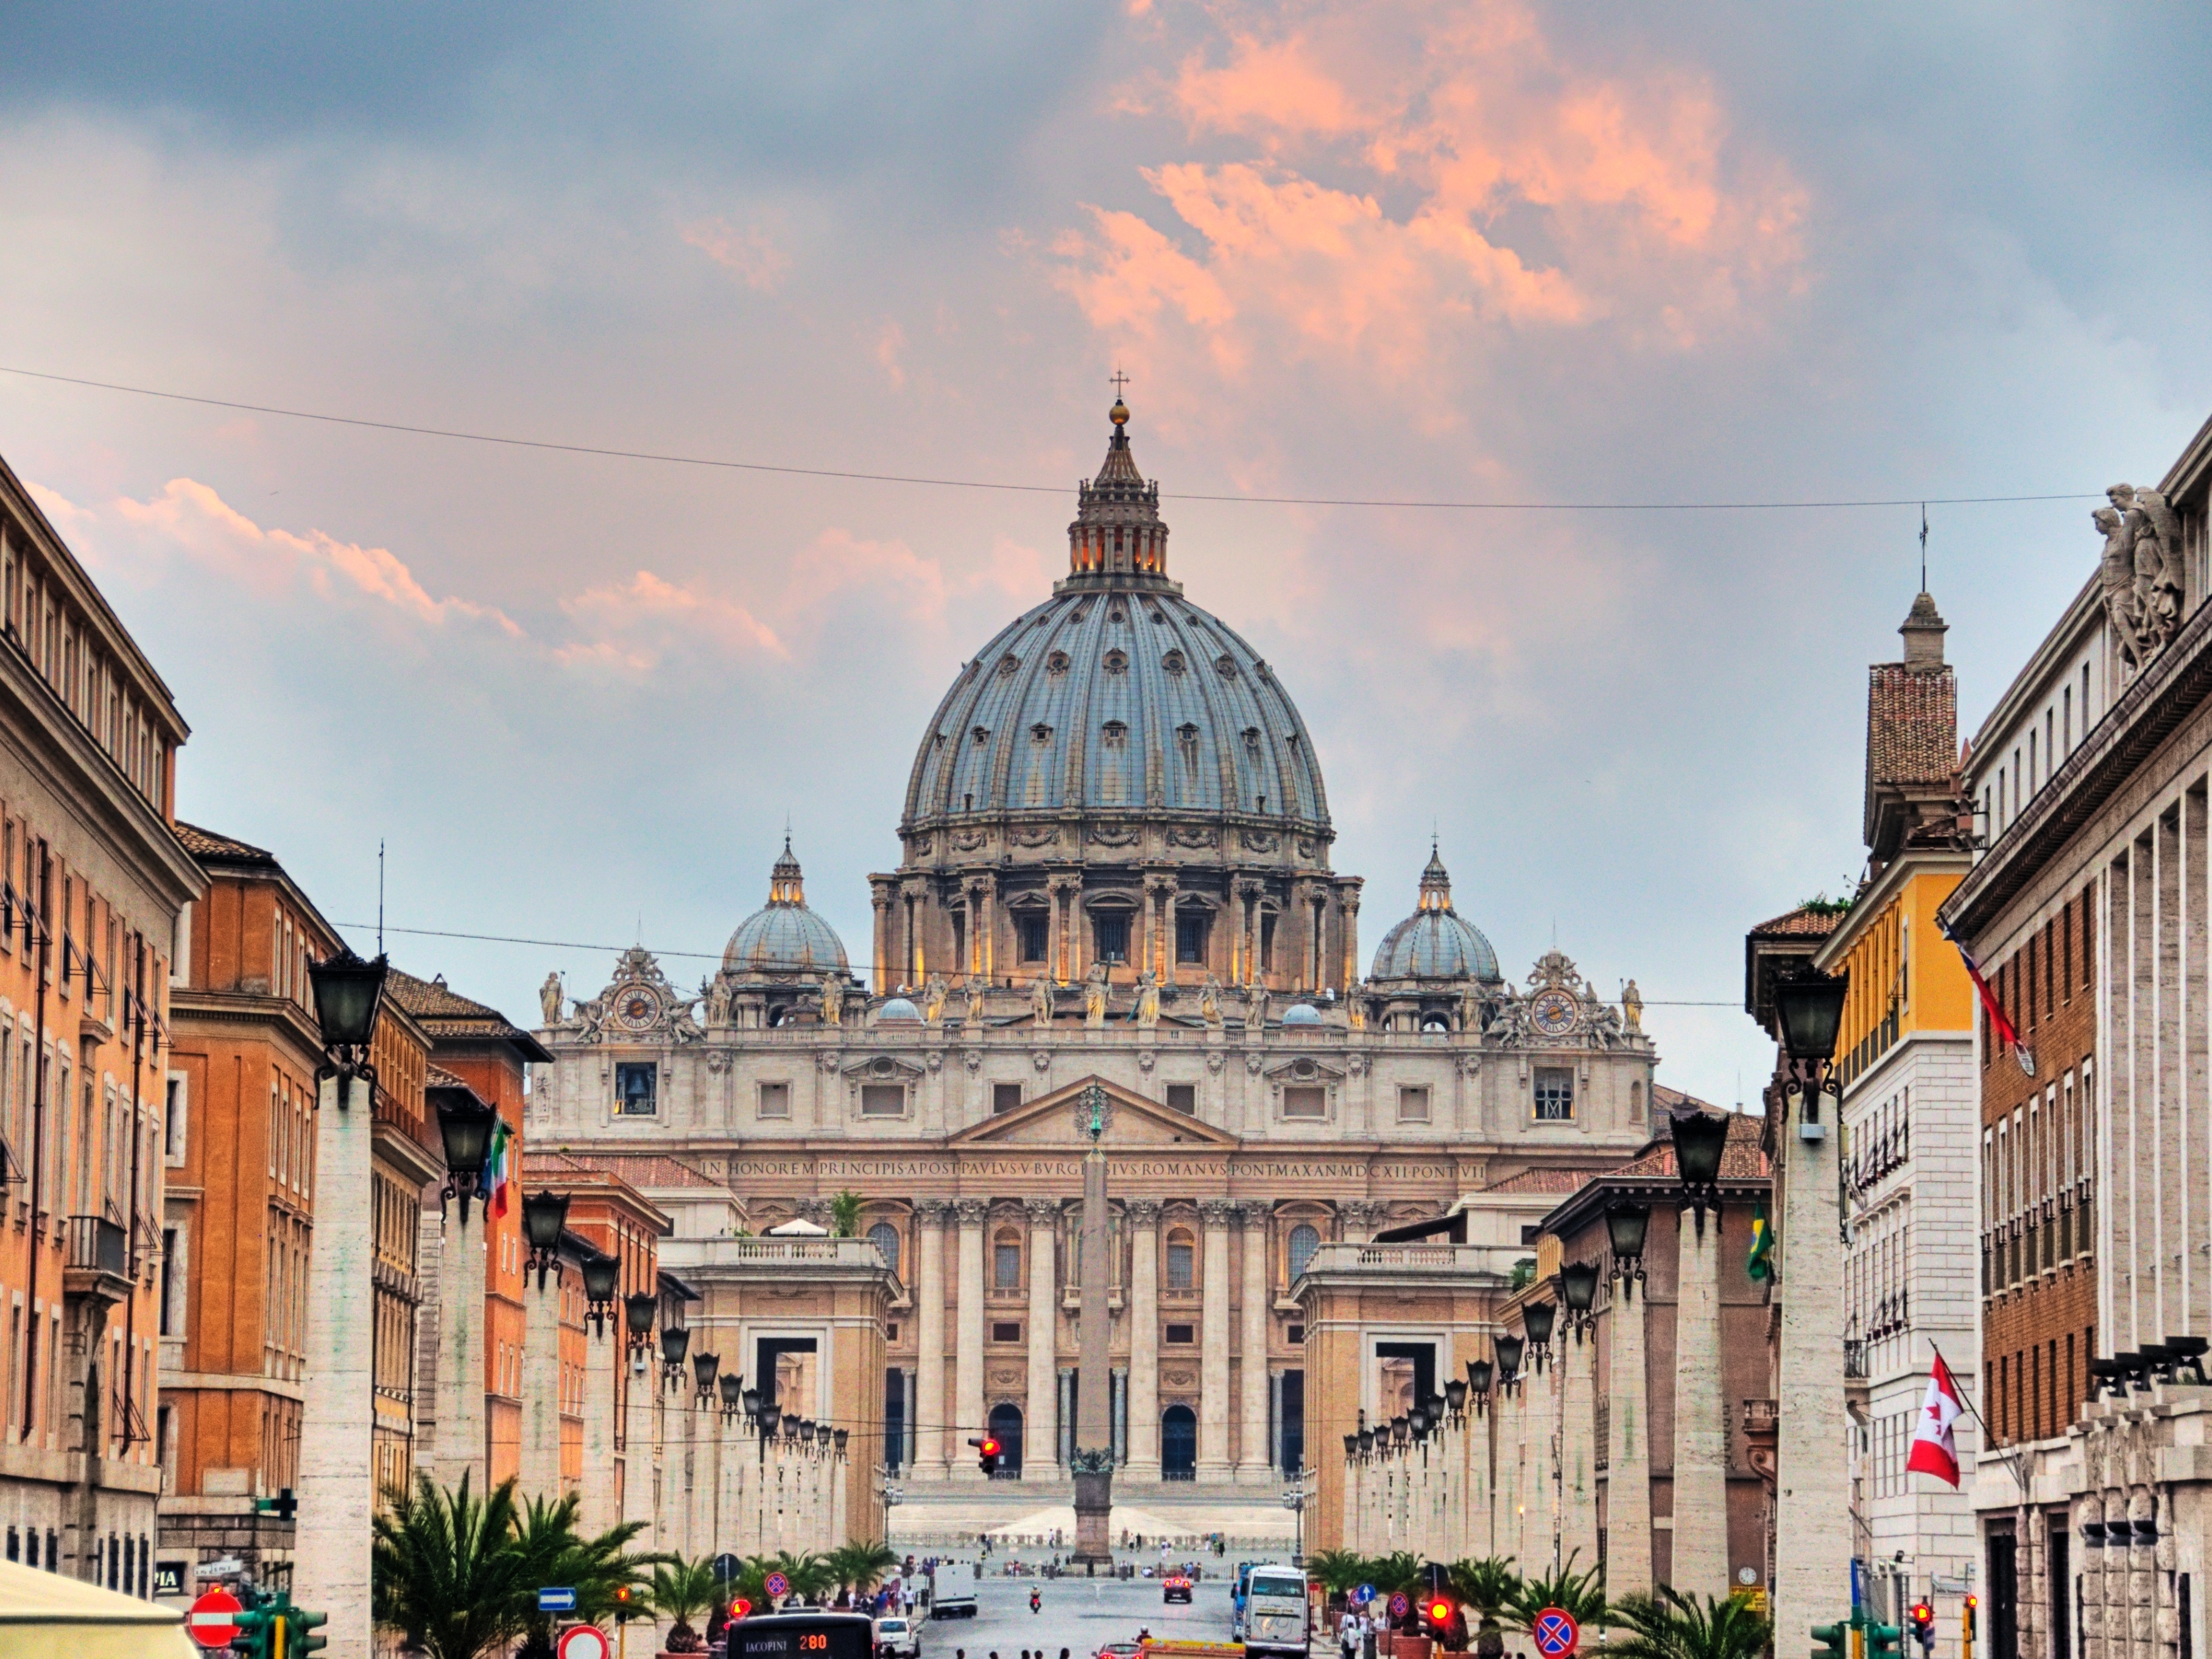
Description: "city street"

(914, 1566), (1248, 1659)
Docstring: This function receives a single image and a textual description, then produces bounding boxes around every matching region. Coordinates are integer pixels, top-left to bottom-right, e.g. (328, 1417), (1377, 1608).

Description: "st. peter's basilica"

(524, 399), (1661, 1522)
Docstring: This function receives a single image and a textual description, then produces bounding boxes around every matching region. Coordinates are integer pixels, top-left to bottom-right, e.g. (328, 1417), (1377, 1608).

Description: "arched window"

(1287, 1224), (1320, 1283)
(868, 1222), (901, 1274)
(993, 1228), (1022, 1289)
(1166, 1228), (1196, 1289)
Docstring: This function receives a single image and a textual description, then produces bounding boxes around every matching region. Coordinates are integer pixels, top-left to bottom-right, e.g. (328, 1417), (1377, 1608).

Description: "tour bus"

(730, 1611), (877, 1659)
(1240, 1565), (1311, 1659)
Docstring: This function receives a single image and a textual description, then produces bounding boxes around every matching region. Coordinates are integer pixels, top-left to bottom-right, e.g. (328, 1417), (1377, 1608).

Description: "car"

(1163, 1576), (1194, 1604)
(1096, 1643), (1144, 1659)
(874, 1618), (920, 1659)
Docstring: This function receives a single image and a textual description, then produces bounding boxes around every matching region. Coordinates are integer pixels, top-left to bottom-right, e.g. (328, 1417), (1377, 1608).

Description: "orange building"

(0, 456), (203, 1592)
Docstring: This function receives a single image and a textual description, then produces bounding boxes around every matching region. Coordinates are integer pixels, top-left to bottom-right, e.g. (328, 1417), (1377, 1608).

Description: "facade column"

(432, 1199), (489, 1496)
(1606, 1277), (1654, 1595)
(1127, 1200), (1161, 1474)
(580, 1319), (619, 1535)
(1671, 1205), (1730, 1600)
(622, 1346), (658, 1548)
(295, 1073), (374, 1657)
(1560, 1317), (1599, 1574)
(1024, 1197), (1060, 1477)
(1199, 1199), (1235, 1480)
(1774, 1083), (1850, 1646)
(1236, 1201), (1274, 1485)
(914, 1200), (950, 1480)
(1339, 893), (1360, 995)
(954, 1199), (988, 1479)
(519, 1273), (565, 1501)
(871, 889), (893, 995)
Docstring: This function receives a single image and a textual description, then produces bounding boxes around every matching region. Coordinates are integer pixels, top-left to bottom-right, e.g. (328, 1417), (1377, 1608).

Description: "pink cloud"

(876, 320), (908, 389)
(559, 568), (787, 671)
(681, 217), (792, 292)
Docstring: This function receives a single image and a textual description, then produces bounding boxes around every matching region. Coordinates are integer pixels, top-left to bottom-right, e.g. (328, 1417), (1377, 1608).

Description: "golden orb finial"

(1109, 398), (1130, 426)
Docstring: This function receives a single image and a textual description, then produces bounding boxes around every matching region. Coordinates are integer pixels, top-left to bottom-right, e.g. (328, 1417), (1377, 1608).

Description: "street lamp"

(1774, 965), (1849, 1130)
(521, 1190), (571, 1289)
(580, 1252), (620, 1337)
(1357, 1427), (1375, 1459)
(435, 1096), (498, 1219)
(1493, 1336), (1525, 1398)
(719, 1372), (744, 1417)
(1558, 1261), (1600, 1340)
(659, 1322), (691, 1391)
(1444, 1378), (1468, 1423)
(816, 1422), (835, 1453)
(1522, 1302), (1557, 1373)
(834, 1428), (849, 1457)
(308, 946), (389, 1089)
(1465, 1359), (1493, 1417)
(1344, 1432), (1360, 1461)
(1672, 1108), (1730, 1232)
(692, 1350), (720, 1405)
(625, 1292), (657, 1375)
(1605, 1203), (1650, 1299)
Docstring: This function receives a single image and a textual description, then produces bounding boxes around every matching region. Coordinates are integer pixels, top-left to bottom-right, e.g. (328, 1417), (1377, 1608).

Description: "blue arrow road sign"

(1353, 1585), (1375, 1606)
(539, 1588), (578, 1613)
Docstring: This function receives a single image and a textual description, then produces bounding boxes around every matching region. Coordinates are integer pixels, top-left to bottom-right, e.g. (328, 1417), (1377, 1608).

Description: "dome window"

(1177, 724), (1200, 767)
(1102, 720), (1129, 748)
(1104, 649), (1129, 675)
(1216, 654), (1239, 679)
(1163, 649), (1186, 675)
(1030, 724), (1052, 745)
(1047, 650), (1071, 675)
(997, 652), (1022, 677)
(1109, 603), (1127, 623)
(1242, 727), (1262, 755)
(972, 726), (991, 746)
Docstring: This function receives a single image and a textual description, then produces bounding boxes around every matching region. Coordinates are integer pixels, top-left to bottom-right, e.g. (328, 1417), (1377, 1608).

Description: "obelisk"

(1071, 1081), (1115, 1566)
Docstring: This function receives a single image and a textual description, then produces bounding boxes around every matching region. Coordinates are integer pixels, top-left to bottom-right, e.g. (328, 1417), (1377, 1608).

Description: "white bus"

(1242, 1566), (1311, 1659)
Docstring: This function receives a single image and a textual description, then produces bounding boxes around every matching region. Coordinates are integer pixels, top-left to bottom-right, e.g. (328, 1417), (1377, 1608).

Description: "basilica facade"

(524, 401), (1661, 1510)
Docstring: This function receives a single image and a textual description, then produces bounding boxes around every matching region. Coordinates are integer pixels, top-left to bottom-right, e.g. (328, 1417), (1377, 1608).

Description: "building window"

(868, 1222), (901, 1274)
(992, 1322), (1023, 1344)
(1166, 1230), (1196, 1288)
(1287, 1223), (1320, 1282)
(1016, 912), (1049, 963)
(756, 1082), (790, 1119)
(1165, 1323), (1196, 1345)
(1259, 911), (1277, 970)
(1177, 913), (1208, 963)
(993, 1083), (1024, 1116)
(164, 1075), (186, 1164)
(860, 1085), (905, 1118)
(1534, 1068), (1574, 1121)
(1287, 1324), (1305, 1344)
(993, 1231), (1022, 1289)
(1281, 1085), (1326, 1120)
(1093, 912), (1130, 964)
(1166, 1084), (1197, 1115)
(1397, 1086), (1431, 1123)
(616, 1063), (657, 1116)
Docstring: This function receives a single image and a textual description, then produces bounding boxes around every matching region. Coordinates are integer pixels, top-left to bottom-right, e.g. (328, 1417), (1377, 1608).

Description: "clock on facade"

(1529, 988), (1579, 1038)
(615, 987), (664, 1031)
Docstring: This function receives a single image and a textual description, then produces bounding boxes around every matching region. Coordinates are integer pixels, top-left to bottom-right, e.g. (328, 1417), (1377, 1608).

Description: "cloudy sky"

(3, 1), (2208, 1107)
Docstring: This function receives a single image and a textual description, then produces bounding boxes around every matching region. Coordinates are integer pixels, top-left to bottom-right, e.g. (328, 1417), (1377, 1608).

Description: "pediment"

(948, 1076), (1240, 1149)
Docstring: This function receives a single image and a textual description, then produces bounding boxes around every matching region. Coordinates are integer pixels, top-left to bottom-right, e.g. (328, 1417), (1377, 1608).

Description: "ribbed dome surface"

(1369, 845), (1500, 981)
(903, 590), (1330, 828)
(724, 839), (848, 974)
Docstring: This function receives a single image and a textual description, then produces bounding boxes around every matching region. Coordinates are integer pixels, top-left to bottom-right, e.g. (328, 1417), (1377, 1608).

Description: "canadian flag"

(1906, 1351), (1967, 1486)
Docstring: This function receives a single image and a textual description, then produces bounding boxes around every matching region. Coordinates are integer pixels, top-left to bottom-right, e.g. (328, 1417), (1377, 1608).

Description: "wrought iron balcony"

(63, 1214), (130, 1306)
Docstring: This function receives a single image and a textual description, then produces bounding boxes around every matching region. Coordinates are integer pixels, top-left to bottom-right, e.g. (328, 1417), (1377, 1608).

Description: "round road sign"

(186, 1588), (243, 1650)
(1353, 1585), (1375, 1606)
(1534, 1608), (1580, 1657)
(766, 1570), (792, 1599)
(1389, 1593), (1411, 1621)
(559, 1625), (614, 1659)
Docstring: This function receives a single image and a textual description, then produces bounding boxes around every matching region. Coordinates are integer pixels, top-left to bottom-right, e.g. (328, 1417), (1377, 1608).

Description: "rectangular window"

(1016, 912), (1049, 963)
(993, 1083), (1023, 1116)
(861, 1084), (906, 1118)
(1534, 1068), (1574, 1120)
(993, 1243), (1021, 1288)
(1259, 911), (1277, 970)
(1280, 1085), (1326, 1120)
(1165, 1323), (1196, 1345)
(1167, 1241), (1194, 1288)
(1287, 1325), (1305, 1344)
(1166, 1084), (1197, 1115)
(615, 1062), (657, 1116)
(1176, 914), (1208, 964)
(1093, 912), (1130, 963)
(1397, 1086), (1431, 1123)
(756, 1082), (790, 1120)
(990, 1322), (1022, 1344)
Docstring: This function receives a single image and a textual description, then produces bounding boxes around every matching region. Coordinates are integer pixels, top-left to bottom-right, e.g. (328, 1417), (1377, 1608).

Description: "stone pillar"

(580, 1319), (619, 1535)
(519, 1273), (565, 1501)
(1521, 1342), (1554, 1567)
(623, 1346), (658, 1548)
(1606, 1276), (1654, 1596)
(915, 1200), (949, 1479)
(720, 1407), (745, 1557)
(295, 1072), (374, 1657)
(1560, 1316), (1599, 1574)
(1236, 1201), (1273, 1484)
(1025, 1197), (1060, 1477)
(1199, 1200), (1235, 1480)
(432, 1194), (488, 1495)
(1775, 1083), (1850, 1646)
(1671, 1203), (1730, 1600)
(954, 1199), (988, 1479)
(1127, 1200), (1161, 1474)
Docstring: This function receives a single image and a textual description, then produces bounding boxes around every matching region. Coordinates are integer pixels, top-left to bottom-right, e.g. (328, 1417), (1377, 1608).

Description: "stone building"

(526, 402), (1664, 1535)
(1939, 407), (2212, 1659)
(0, 453), (203, 1591)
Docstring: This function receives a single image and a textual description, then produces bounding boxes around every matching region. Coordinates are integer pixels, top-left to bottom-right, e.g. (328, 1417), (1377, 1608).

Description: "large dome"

(724, 839), (848, 976)
(1370, 845), (1500, 982)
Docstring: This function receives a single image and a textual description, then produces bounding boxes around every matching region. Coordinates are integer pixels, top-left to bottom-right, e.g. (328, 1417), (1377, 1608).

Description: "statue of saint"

(819, 976), (843, 1026)
(1622, 979), (1644, 1032)
(963, 976), (988, 1025)
(921, 974), (949, 1025)
(1083, 961), (1109, 1028)
(1031, 974), (1055, 1028)
(538, 971), (565, 1026)
(1245, 983), (1270, 1032)
(705, 975), (733, 1027)
(1133, 970), (1161, 1028)
(1198, 975), (1224, 1029)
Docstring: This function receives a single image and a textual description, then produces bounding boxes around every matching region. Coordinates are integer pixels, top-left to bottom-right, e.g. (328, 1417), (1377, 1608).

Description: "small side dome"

(1282, 1002), (1323, 1026)
(1370, 842), (1501, 982)
(878, 997), (921, 1024)
(724, 837), (850, 976)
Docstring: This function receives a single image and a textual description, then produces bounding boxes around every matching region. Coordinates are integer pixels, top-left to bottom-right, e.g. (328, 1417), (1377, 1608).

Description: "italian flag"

(487, 1117), (514, 1219)
(1906, 1350), (1966, 1487)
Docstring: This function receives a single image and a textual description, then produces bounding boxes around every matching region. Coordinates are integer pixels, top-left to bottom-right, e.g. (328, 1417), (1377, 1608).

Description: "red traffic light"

(980, 1437), (1002, 1457)
(1427, 1601), (1454, 1625)
(730, 1598), (753, 1621)
(1911, 1605), (1933, 1627)
(1965, 1597), (1979, 1610)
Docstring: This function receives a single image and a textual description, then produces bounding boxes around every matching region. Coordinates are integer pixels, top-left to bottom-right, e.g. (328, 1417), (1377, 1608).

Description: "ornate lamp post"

(1558, 1261), (1601, 1340)
(1522, 1301), (1557, 1373)
(1465, 1359), (1493, 1415)
(719, 1372), (744, 1418)
(624, 1291), (658, 1376)
(1605, 1203), (1650, 1298)
(692, 1350), (720, 1407)
(1445, 1378), (1469, 1424)
(307, 946), (389, 1090)
(434, 1096), (498, 1219)
(520, 1190), (571, 1289)
(1671, 1108), (1730, 1233)
(659, 1321), (691, 1392)
(579, 1252), (620, 1337)
(1773, 965), (1849, 1132)
(1493, 1336), (1524, 1399)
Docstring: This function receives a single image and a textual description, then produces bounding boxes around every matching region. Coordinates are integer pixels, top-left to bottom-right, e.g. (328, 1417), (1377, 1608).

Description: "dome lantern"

(1370, 842), (1501, 983)
(724, 838), (849, 977)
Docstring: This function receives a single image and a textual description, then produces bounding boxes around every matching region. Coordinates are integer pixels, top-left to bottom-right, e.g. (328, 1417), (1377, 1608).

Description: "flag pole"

(1928, 1340), (2029, 1498)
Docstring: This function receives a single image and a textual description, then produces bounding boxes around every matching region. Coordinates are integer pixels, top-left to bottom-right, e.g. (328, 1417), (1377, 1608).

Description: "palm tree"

(764, 1549), (839, 1605)
(831, 1191), (864, 1238)
(651, 1557), (724, 1654)
(1607, 1587), (1773, 1659)
(509, 1493), (655, 1659)
(1447, 1557), (1523, 1659)
(830, 1540), (901, 1602)
(1305, 1550), (1368, 1604)
(371, 1472), (530, 1659)
(1364, 1552), (1425, 1599)
(1510, 1554), (1606, 1633)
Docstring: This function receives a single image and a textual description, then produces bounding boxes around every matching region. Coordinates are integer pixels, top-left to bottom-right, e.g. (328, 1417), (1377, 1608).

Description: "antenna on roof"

(378, 839), (385, 956)
(1920, 503), (1929, 592)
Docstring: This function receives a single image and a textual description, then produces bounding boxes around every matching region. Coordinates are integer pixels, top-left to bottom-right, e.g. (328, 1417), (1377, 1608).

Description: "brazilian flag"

(1746, 1204), (1774, 1282)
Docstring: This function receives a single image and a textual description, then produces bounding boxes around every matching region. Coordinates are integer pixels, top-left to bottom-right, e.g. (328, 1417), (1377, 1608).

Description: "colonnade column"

(519, 1273), (565, 1501)
(1773, 1080), (1849, 1649)
(1024, 1197), (1060, 1478)
(1560, 1317), (1599, 1573)
(622, 1345), (658, 1548)
(954, 1199), (988, 1479)
(1198, 1200), (1235, 1479)
(914, 1200), (949, 1480)
(1127, 1200), (1161, 1473)
(1671, 1204), (1730, 1599)
(432, 1199), (488, 1495)
(579, 1317), (619, 1535)
(1236, 1201), (1273, 1484)
(1607, 1275), (1654, 1594)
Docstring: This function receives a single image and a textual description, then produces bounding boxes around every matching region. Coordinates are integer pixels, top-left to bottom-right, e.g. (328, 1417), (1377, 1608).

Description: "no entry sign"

(1534, 1608), (1580, 1657)
(558, 1625), (615, 1659)
(186, 1588), (242, 1649)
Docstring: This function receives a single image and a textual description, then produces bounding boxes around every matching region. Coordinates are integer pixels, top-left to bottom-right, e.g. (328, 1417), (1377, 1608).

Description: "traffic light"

(1909, 1604), (1936, 1654)
(231, 1601), (278, 1659)
(292, 1604), (328, 1656)
(730, 1597), (754, 1622)
(614, 1584), (639, 1622)
(1425, 1598), (1456, 1630)
(1812, 1622), (1848, 1659)
(1867, 1620), (1904, 1659)
(1965, 1596), (1979, 1640)
(968, 1435), (1002, 1476)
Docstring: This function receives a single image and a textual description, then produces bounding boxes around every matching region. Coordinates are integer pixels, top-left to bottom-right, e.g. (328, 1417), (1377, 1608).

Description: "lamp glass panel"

(1671, 1111), (1730, 1185)
(1560, 1261), (1599, 1312)
(521, 1191), (570, 1252)
(1605, 1205), (1650, 1258)
(1776, 970), (1850, 1063)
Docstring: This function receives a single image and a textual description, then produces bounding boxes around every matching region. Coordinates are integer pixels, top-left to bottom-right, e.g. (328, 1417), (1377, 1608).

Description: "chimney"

(1900, 591), (1947, 670)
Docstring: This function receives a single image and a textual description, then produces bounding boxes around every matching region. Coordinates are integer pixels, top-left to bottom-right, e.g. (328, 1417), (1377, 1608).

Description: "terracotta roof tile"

(175, 822), (278, 865)
(1482, 1168), (1594, 1196)
(1606, 1110), (1770, 1182)
(1866, 661), (1958, 793)
(1748, 904), (1845, 939)
(387, 968), (551, 1057)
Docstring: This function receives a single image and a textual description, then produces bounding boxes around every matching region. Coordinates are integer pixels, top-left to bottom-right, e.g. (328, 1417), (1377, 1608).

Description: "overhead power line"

(0, 363), (2099, 513)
